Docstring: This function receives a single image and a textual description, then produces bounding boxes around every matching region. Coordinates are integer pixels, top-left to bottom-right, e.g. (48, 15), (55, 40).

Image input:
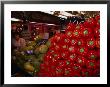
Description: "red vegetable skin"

(61, 51), (69, 60)
(86, 37), (96, 49)
(72, 29), (81, 38)
(94, 27), (100, 38)
(77, 38), (85, 46)
(68, 46), (77, 53)
(64, 67), (74, 76)
(65, 31), (73, 38)
(72, 64), (82, 72)
(86, 60), (97, 69)
(75, 24), (84, 30)
(87, 50), (98, 60)
(66, 23), (75, 32)
(55, 66), (64, 76)
(83, 17), (95, 28)
(77, 46), (88, 56)
(76, 56), (87, 66)
(53, 53), (62, 60)
(95, 15), (100, 27)
(57, 60), (67, 68)
(81, 27), (93, 38)
(81, 69), (90, 77)
(68, 53), (77, 62)
(95, 38), (100, 48)
(70, 38), (77, 46)
(93, 69), (100, 77)
(61, 44), (68, 51)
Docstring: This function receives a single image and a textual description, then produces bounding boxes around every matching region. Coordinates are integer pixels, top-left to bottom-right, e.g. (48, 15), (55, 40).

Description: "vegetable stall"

(11, 11), (100, 77)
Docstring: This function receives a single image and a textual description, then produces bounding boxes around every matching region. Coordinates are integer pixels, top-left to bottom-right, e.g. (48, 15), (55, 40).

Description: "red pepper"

(57, 60), (67, 68)
(49, 44), (62, 53)
(39, 64), (56, 77)
(43, 54), (52, 63)
(44, 53), (57, 66)
(51, 70), (56, 77)
(86, 60), (97, 69)
(63, 60), (73, 67)
(68, 45), (77, 53)
(75, 24), (84, 30)
(61, 51), (69, 59)
(70, 38), (77, 46)
(47, 47), (56, 55)
(54, 45), (60, 51)
(95, 15), (100, 27)
(93, 69), (100, 77)
(41, 67), (55, 77)
(54, 33), (64, 43)
(95, 38), (100, 48)
(81, 69), (90, 77)
(64, 38), (70, 44)
(76, 56), (87, 66)
(95, 15), (100, 21)
(77, 46), (88, 56)
(81, 68), (94, 77)
(94, 27), (100, 38)
(77, 38), (85, 46)
(39, 63), (48, 71)
(97, 49), (100, 58)
(96, 60), (100, 68)
(72, 29), (81, 38)
(61, 43), (69, 51)
(53, 53), (62, 60)
(55, 66), (64, 76)
(83, 17), (95, 28)
(39, 64), (54, 77)
(96, 22), (100, 28)
(66, 22), (75, 32)
(72, 63), (82, 73)
(64, 67), (73, 76)
(81, 27), (93, 38)
(68, 53), (77, 62)
(87, 50), (98, 60)
(65, 31), (73, 38)
(72, 71), (81, 77)
(49, 40), (57, 48)
(60, 35), (70, 45)
(86, 37), (96, 49)
(87, 69), (94, 76)
(57, 60), (74, 69)
(50, 57), (58, 66)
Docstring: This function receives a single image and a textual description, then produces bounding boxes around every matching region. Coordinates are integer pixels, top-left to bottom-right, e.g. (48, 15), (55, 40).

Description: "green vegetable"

(39, 45), (48, 54)
(46, 40), (51, 47)
(37, 54), (45, 62)
(24, 62), (34, 72)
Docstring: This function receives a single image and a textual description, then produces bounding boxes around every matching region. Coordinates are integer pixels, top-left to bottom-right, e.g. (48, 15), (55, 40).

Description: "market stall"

(11, 11), (100, 77)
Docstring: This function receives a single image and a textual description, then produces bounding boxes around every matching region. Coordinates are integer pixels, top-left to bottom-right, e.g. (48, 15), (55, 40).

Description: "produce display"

(12, 14), (100, 77)
(12, 35), (49, 76)
(37, 15), (100, 77)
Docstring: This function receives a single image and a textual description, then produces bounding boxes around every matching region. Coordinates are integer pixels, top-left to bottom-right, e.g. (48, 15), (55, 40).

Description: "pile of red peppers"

(38, 15), (100, 77)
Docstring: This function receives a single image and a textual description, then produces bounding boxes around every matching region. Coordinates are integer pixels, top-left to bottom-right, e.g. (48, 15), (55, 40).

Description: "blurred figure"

(12, 33), (26, 50)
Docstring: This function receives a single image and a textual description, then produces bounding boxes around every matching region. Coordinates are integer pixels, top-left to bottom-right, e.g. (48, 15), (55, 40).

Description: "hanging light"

(11, 18), (22, 21)
(58, 15), (67, 19)
(30, 22), (36, 23)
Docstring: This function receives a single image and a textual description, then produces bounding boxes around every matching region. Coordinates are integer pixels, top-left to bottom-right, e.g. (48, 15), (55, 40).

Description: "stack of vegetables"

(38, 15), (100, 77)
(12, 35), (49, 76)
